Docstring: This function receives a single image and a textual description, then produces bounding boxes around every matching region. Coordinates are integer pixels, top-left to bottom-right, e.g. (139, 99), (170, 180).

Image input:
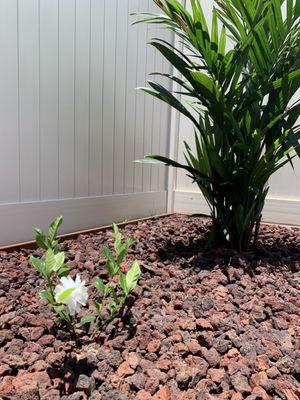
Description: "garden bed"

(0, 214), (299, 400)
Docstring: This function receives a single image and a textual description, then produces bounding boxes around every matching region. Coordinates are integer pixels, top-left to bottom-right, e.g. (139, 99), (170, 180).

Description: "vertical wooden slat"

(89, 0), (104, 196)
(124, 0), (139, 194)
(159, 28), (173, 191)
(58, 0), (75, 199)
(134, 0), (148, 193)
(150, 22), (161, 192)
(113, 0), (129, 194)
(74, 0), (91, 197)
(18, 0), (39, 201)
(102, 0), (117, 195)
(40, 0), (59, 200)
(143, 0), (156, 193)
(0, 0), (20, 203)
(158, 101), (169, 192)
(157, 52), (165, 193)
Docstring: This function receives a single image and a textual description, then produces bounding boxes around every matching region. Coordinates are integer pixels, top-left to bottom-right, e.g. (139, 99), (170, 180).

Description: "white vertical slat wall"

(0, 0), (172, 245)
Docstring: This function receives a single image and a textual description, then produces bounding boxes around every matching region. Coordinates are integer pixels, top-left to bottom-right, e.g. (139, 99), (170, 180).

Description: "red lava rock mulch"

(0, 214), (299, 400)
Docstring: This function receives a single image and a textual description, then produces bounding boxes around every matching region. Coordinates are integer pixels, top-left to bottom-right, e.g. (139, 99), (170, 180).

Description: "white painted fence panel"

(58, 0), (76, 199)
(0, 0), (20, 203)
(19, 0), (40, 202)
(40, 0), (59, 200)
(0, 0), (172, 245)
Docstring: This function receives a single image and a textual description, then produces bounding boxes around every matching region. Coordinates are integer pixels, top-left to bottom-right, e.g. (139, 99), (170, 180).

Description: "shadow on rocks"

(47, 353), (98, 397)
(156, 223), (300, 274)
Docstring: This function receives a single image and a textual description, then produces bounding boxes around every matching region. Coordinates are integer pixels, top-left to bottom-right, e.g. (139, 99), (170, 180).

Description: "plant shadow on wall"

(135, 0), (300, 251)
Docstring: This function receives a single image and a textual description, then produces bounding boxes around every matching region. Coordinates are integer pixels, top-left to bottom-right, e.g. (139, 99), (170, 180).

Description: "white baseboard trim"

(0, 191), (167, 246)
(174, 190), (300, 226)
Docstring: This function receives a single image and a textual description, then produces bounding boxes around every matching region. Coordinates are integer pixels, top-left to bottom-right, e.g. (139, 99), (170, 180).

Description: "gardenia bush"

(136, 0), (300, 250)
(30, 217), (141, 337)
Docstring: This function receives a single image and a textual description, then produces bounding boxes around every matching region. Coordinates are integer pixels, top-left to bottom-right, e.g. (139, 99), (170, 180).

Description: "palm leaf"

(136, 0), (300, 250)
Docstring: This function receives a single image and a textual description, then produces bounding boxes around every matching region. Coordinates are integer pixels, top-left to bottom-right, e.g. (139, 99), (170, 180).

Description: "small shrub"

(30, 217), (78, 328)
(31, 217), (141, 337)
(81, 224), (141, 332)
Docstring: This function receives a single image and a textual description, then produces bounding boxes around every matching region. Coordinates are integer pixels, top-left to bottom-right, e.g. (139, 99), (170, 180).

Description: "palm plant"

(136, 0), (300, 250)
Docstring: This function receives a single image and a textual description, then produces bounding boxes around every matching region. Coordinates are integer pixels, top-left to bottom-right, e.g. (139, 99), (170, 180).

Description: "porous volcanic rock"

(0, 215), (299, 399)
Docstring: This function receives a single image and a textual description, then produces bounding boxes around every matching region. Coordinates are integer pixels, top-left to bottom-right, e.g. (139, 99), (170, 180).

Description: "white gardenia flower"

(54, 275), (89, 316)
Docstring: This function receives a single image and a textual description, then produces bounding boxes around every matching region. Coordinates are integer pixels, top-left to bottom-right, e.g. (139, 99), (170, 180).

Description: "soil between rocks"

(0, 214), (299, 400)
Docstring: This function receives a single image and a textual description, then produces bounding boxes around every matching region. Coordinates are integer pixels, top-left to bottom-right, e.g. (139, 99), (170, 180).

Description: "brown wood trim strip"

(2, 212), (296, 254)
(0, 213), (175, 253)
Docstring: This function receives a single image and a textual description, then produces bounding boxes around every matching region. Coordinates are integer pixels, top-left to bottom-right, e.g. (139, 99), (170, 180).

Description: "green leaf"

(108, 300), (117, 316)
(115, 236), (134, 265)
(113, 223), (122, 253)
(48, 216), (63, 242)
(52, 252), (65, 272)
(102, 245), (115, 264)
(39, 289), (53, 303)
(56, 265), (70, 278)
(30, 256), (47, 278)
(116, 246), (127, 265)
(34, 216), (63, 252)
(118, 295), (126, 308)
(126, 236), (135, 247)
(80, 315), (96, 325)
(149, 40), (193, 82)
(34, 227), (44, 237)
(94, 277), (106, 294)
(56, 287), (75, 303)
(53, 305), (65, 314)
(94, 299), (103, 312)
(136, 154), (211, 182)
(107, 261), (119, 276)
(104, 285), (113, 298)
(287, 129), (300, 157)
(121, 260), (141, 295)
(139, 81), (201, 129)
(102, 245), (119, 275)
(34, 228), (48, 250)
(119, 273), (127, 294)
(219, 25), (226, 58)
(210, 7), (219, 64)
(45, 249), (56, 275)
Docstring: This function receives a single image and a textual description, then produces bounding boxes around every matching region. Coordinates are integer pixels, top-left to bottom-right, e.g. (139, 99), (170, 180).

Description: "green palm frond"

(135, 0), (300, 250)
